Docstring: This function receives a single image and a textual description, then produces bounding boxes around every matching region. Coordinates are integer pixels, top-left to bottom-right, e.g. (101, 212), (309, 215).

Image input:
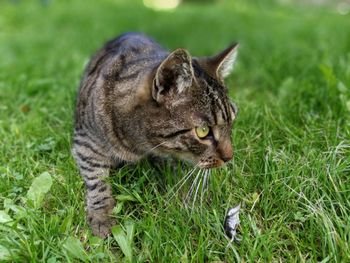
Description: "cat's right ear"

(153, 49), (194, 104)
(197, 43), (239, 80)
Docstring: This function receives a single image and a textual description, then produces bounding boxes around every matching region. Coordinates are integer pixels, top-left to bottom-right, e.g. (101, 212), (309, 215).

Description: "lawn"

(0, 0), (349, 261)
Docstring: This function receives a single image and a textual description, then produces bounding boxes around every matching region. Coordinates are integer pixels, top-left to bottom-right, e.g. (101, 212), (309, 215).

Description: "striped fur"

(72, 32), (238, 237)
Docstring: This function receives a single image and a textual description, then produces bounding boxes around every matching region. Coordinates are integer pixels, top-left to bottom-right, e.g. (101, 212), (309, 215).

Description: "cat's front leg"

(72, 139), (116, 238)
(86, 178), (116, 238)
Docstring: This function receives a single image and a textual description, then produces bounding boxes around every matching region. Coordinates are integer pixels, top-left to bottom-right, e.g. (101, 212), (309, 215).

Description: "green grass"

(1, 0), (350, 261)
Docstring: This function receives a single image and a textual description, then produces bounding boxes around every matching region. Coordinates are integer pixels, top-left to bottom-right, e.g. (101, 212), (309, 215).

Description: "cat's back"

(85, 32), (167, 79)
(76, 33), (169, 119)
(105, 32), (165, 55)
(75, 32), (171, 135)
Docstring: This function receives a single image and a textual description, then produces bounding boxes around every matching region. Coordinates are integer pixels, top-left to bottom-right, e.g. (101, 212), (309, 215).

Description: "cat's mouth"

(156, 146), (229, 169)
(199, 159), (225, 169)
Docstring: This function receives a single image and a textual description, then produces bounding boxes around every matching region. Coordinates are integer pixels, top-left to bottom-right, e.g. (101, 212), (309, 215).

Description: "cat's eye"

(195, 125), (210, 139)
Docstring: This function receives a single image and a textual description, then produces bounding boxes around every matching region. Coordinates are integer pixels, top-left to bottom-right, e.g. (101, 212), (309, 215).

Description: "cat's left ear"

(197, 43), (239, 80)
(153, 48), (194, 104)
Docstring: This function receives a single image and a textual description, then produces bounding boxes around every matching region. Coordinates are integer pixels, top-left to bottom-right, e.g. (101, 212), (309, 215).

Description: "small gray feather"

(224, 204), (241, 240)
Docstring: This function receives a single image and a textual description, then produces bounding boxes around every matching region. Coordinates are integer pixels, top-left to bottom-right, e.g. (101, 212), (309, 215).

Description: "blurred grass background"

(0, 0), (349, 262)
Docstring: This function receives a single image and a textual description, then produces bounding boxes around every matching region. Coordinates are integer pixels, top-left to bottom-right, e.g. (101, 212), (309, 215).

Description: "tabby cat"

(72, 32), (238, 238)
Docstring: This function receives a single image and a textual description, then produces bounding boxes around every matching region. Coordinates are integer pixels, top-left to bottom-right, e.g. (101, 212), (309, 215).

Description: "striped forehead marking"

(205, 83), (231, 125)
(193, 61), (233, 126)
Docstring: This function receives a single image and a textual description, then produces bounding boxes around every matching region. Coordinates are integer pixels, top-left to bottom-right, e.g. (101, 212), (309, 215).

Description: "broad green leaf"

(337, 81), (348, 93)
(319, 63), (337, 86)
(112, 225), (133, 262)
(125, 220), (135, 245)
(27, 172), (53, 208)
(63, 237), (88, 262)
(0, 210), (12, 224)
(47, 257), (57, 263)
(59, 214), (73, 233)
(112, 202), (124, 215)
(0, 245), (10, 260)
(180, 248), (188, 263)
(346, 100), (350, 112)
(89, 236), (104, 247)
(4, 198), (27, 219)
(36, 137), (56, 152)
(115, 194), (137, 202)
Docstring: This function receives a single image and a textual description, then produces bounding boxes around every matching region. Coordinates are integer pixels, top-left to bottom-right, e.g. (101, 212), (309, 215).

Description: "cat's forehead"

(191, 69), (234, 126)
(185, 91), (234, 128)
(171, 62), (235, 126)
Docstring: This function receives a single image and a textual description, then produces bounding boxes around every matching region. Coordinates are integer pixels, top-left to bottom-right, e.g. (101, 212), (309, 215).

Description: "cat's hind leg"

(72, 134), (116, 238)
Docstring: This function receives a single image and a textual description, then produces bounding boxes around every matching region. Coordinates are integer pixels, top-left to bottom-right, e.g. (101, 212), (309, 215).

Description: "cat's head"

(150, 44), (238, 169)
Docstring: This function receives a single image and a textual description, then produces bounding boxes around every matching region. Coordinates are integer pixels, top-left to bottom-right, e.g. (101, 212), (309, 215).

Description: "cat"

(72, 32), (238, 238)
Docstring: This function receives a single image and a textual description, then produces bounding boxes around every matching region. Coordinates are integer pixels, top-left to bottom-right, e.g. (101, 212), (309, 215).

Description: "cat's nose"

(218, 142), (233, 163)
(221, 155), (232, 162)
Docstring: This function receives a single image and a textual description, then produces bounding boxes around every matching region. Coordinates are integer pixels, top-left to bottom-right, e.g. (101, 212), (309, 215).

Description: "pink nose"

(221, 154), (232, 162)
(218, 142), (233, 162)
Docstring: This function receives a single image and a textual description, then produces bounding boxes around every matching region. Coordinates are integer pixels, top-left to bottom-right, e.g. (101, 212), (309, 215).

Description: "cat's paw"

(90, 218), (116, 238)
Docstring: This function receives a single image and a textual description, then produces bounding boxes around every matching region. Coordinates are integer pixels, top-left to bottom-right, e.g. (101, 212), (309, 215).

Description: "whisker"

(191, 170), (203, 212)
(200, 169), (209, 206)
(173, 165), (198, 191)
(206, 170), (212, 190)
(139, 141), (168, 158)
(206, 169), (211, 189)
(185, 169), (202, 205)
(202, 170), (209, 193)
(147, 141), (167, 152)
(167, 164), (199, 202)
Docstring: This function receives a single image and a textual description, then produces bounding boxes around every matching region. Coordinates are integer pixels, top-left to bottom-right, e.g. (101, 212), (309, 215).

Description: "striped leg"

(72, 133), (116, 238)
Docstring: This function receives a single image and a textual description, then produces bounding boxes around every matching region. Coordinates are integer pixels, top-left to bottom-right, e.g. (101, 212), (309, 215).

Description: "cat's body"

(73, 32), (238, 237)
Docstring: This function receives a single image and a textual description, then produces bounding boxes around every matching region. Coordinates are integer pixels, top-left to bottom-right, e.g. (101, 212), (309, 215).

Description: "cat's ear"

(198, 43), (238, 80)
(153, 48), (194, 103)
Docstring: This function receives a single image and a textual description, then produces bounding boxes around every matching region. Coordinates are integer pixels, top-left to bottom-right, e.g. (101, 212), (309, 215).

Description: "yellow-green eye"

(195, 125), (210, 139)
